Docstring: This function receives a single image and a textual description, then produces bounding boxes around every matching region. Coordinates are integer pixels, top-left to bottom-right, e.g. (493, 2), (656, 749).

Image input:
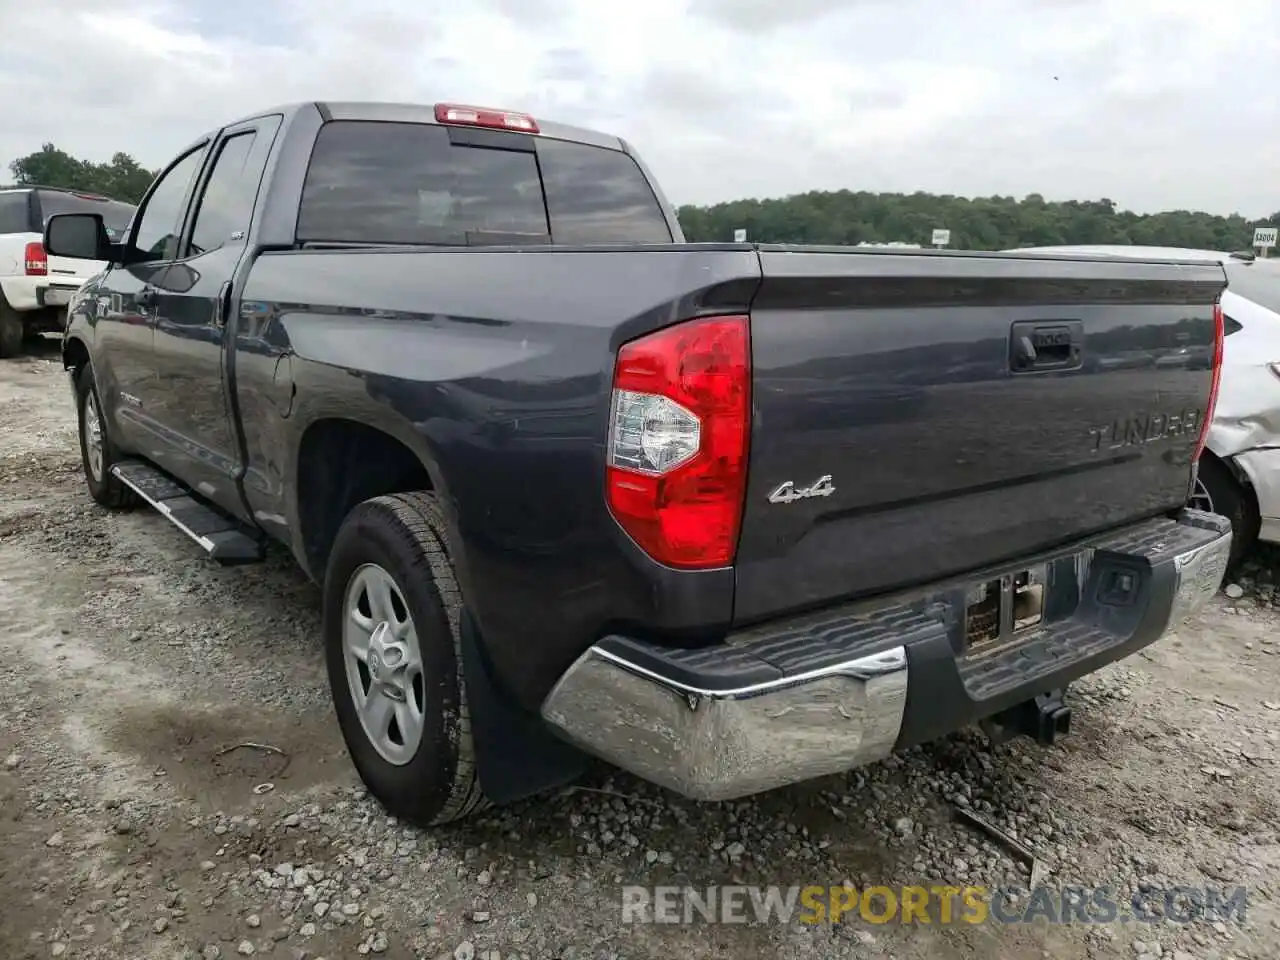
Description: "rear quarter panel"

(233, 244), (760, 709)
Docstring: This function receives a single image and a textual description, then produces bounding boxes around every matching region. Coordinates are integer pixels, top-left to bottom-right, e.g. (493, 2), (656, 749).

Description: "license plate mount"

(964, 564), (1048, 655)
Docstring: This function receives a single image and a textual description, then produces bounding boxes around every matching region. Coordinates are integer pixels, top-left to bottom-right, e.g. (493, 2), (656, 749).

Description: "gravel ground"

(2, 341), (1279, 960)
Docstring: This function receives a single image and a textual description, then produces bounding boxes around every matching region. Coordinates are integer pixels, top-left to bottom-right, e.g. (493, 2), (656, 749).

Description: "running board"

(111, 460), (265, 564)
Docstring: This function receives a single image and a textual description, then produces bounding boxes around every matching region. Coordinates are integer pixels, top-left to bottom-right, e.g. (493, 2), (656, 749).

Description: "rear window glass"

(1225, 263), (1280, 315)
(37, 191), (136, 240)
(297, 120), (671, 246)
(0, 192), (32, 233)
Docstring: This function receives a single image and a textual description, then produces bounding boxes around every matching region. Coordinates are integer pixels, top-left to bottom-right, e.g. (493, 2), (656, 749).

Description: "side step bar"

(111, 460), (265, 564)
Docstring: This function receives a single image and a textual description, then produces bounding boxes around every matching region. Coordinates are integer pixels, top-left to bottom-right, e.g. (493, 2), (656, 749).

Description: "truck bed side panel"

(232, 245), (761, 710)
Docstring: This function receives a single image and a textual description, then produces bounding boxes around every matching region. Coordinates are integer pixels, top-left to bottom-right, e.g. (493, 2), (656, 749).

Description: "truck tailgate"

(735, 248), (1227, 622)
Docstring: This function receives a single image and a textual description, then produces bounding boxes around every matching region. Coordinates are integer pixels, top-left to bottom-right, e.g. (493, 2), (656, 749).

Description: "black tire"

(323, 492), (487, 826)
(1192, 455), (1258, 567)
(0, 303), (21, 359)
(75, 364), (140, 509)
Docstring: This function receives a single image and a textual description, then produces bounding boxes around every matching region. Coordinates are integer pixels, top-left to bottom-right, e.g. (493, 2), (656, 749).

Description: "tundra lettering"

(1088, 408), (1203, 452)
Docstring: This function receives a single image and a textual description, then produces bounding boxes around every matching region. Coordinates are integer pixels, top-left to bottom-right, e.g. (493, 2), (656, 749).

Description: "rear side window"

(187, 131), (263, 256)
(297, 120), (671, 246)
(0, 192), (33, 233)
(36, 191), (136, 239)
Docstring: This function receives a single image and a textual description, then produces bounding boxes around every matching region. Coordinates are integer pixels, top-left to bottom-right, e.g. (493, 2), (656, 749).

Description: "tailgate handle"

(1010, 321), (1083, 372)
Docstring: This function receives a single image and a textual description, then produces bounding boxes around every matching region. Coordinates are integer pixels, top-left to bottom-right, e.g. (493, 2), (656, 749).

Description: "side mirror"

(44, 213), (112, 262)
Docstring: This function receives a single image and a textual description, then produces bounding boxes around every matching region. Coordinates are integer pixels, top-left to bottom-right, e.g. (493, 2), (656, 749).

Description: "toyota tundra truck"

(48, 100), (1232, 826)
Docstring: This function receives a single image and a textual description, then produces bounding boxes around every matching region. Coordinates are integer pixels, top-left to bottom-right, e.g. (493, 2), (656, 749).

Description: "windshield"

(38, 191), (136, 241)
(1224, 262), (1280, 315)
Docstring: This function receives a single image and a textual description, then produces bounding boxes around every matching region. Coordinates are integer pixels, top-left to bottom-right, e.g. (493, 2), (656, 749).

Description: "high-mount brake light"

(433, 103), (539, 134)
(24, 241), (47, 276)
(1192, 300), (1224, 464)
(605, 315), (751, 570)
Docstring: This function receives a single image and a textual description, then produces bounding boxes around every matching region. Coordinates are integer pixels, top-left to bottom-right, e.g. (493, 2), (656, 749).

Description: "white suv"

(0, 186), (135, 357)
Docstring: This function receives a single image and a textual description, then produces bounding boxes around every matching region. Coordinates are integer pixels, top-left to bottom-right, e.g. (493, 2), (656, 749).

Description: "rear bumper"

(0, 276), (80, 312)
(1232, 447), (1280, 545)
(540, 510), (1231, 801)
(37, 284), (79, 310)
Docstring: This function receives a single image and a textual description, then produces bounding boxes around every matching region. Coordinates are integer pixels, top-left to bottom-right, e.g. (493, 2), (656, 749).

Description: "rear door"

(146, 116), (281, 518)
(734, 249), (1226, 622)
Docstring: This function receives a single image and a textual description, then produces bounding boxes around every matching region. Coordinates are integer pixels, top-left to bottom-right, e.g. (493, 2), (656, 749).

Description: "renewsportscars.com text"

(620, 884), (1248, 926)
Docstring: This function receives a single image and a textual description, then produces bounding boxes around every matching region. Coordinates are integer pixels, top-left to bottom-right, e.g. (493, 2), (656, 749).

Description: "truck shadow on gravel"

(101, 701), (355, 810)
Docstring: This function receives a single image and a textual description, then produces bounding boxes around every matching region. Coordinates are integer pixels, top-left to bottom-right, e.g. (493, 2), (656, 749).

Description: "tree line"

(676, 192), (1278, 252)
(7, 144), (157, 207)
(7, 142), (1275, 252)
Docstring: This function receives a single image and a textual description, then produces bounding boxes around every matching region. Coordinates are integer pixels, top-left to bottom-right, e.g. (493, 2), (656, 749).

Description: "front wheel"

(75, 365), (139, 509)
(323, 492), (487, 826)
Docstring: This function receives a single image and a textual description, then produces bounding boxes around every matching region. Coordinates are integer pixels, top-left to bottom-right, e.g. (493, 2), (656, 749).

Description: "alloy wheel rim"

(342, 563), (426, 766)
(84, 390), (104, 482)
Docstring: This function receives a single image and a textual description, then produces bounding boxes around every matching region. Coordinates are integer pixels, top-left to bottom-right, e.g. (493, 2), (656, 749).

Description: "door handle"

(136, 287), (158, 309)
(1009, 320), (1083, 372)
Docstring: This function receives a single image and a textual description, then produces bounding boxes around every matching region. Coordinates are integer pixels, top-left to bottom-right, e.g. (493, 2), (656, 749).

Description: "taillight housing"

(1192, 300), (1225, 463)
(24, 241), (47, 276)
(605, 315), (751, 569)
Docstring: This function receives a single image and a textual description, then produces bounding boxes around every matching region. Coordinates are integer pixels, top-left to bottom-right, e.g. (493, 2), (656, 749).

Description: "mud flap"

(459, 609), (588, 805)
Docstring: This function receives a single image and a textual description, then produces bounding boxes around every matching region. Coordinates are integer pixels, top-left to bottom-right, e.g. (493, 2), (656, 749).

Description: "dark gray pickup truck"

(49, 100), (1233, 826)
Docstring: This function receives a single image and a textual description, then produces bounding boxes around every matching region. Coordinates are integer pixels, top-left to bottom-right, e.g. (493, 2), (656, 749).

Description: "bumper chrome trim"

(1167, 526), (1232, 628)
(540, 645), (908, 801)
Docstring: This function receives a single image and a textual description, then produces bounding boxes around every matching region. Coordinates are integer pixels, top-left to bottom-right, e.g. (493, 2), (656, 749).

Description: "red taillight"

(24, 241), (47, 276)
(605, 315), (751, 569)
(1193, 300), (1224, 463)
(434, 102), (539, 134)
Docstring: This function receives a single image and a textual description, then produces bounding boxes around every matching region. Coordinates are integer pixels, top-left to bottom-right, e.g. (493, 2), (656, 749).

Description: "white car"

(0, 186), (135, 357)
(1007, 244), (1280, 562)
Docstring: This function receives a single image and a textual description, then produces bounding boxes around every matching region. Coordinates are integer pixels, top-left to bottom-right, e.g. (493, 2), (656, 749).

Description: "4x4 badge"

(767, 474), (836, 505)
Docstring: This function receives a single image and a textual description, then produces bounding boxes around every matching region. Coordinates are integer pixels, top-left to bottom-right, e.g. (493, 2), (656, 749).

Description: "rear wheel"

(75, 364), (139, 509)
(1190, 455), (1258, 567)
(323, 492), (487, 826)
(0, 302), (21, 359)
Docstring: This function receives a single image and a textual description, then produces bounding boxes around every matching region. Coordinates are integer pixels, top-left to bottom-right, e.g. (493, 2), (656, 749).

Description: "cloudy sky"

(2, 0), (1277, 216)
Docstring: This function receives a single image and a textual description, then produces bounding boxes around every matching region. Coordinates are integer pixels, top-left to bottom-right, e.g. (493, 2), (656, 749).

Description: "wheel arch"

(290, 415), (464, 586)
(62, 334), (91, 374)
